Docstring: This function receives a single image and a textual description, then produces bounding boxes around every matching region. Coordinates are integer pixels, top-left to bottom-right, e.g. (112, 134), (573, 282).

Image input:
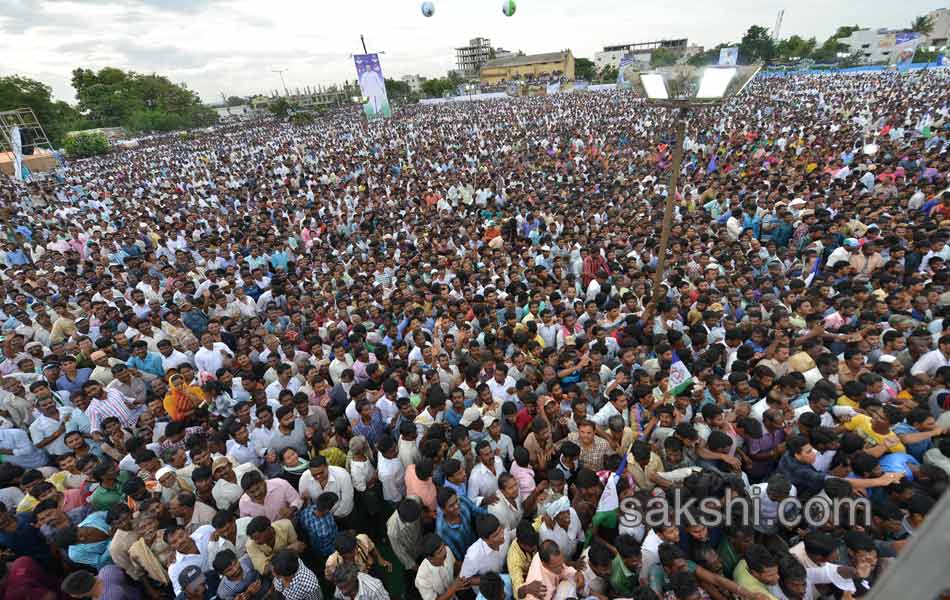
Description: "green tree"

(910, 15), (934, 35)
(913, 46), (939, 63)
(268, 98), (292, 118)
(687, 44), (732, 67)
(811, 25), (860, 62)
(574, 57), (596, 81)
(63, 131), (110, 158)
(289, 112), (315, 126)
(421, 78), (456, 98)
(776, 35), (817, 61)
(70, 67), (216, 131)
(0, 75), (87, 146)
(226, 96), (245, 106)
(384, 78), (412, 100)
(739, 25), (777, 63)
(599, 65), (618, 82)
(650, 47), (679, 67)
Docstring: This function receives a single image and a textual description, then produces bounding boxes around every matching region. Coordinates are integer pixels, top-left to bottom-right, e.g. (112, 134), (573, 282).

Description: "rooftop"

(481, 51), (571, 69)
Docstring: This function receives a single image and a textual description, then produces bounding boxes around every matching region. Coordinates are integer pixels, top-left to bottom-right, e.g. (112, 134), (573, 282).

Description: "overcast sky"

(1, 0), (945, 103)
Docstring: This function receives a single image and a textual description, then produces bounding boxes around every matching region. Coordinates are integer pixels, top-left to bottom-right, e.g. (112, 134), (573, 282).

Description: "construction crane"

(272, 69), (289, 97)
(773, 9), (785, 40)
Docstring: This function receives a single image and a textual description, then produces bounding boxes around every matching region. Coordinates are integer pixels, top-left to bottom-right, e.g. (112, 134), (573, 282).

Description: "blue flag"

(806, 256), (821, 287)
(706, 154), (717, 174)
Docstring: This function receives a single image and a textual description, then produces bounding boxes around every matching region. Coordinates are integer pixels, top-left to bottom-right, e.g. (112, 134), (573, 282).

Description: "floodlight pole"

(652, 105), (689, 310)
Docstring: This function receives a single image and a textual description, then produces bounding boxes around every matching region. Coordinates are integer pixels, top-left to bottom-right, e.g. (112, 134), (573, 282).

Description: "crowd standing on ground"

(0, 68), (950, 600)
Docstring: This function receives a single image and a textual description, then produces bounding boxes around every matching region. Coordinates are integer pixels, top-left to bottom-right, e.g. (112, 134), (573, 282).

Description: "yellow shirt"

(843, 414), (905, 454)
(836, 395), (860, 410)
(507, 538), (533, 597)
(16, 494), (37, 513)
(733, 560), (780, 600)
(245, 518), (297, 574)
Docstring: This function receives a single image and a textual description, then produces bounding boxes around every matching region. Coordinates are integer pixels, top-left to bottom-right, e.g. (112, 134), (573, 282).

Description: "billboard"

(617, 55), (637, 90)
(893, 32), (920, 66)
(353, 53), (392, 120)
(719, 47), (739, 66)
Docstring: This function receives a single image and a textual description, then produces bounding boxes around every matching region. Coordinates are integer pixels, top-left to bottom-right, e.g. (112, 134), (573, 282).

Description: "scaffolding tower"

(0, 107), (54, 154)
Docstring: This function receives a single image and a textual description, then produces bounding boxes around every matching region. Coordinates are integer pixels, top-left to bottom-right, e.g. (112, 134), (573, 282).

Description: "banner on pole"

(719, 47), (739, 66)
(9, 127), (23, 181)
(353, 53), (392, 120)
(893, 33), (920, 67)
(617, 55), (636, 90)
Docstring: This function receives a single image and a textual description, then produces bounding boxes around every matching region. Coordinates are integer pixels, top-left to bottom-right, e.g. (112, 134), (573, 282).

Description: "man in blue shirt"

(435, 486), (488, 561)
(297, 492), (338, 558)
(127, 340), (166, 379)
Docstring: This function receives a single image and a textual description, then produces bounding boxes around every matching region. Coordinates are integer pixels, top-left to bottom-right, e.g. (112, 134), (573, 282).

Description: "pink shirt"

(510, 463), (536, 501)
(238, 478), (302, 521)
(405, 464), (437, 512)
(524, 552), (576, 600)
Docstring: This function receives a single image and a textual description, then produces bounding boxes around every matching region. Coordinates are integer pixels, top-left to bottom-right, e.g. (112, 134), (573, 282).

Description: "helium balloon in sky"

(502, 0), (516, 16)
(421, 1), (434, 17)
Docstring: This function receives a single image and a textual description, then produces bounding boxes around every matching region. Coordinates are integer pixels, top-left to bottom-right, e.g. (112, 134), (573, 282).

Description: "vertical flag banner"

(893, 33), (920, 67)
(9, 127), (23, 182)
(617, 55), (636, 90)
(669, 351), (693, 395)
(719, 47), (739, 66)
(353, 53), (392, 120)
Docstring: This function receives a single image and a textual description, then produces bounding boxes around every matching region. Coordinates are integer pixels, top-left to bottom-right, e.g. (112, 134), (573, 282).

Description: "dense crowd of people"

(0, 66), (949, 600)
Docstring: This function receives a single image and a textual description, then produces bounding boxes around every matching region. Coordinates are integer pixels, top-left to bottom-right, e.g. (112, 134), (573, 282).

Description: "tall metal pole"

(652, 107), (689, 309)
(273, 69), (289, 97)
(360, 35), (368, 54)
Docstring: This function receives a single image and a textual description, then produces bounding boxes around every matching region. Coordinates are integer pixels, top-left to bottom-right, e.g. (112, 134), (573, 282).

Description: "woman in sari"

(162, 372), (207, 422)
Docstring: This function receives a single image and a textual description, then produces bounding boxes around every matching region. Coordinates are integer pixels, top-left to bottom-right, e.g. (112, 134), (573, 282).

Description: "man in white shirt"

(167, 524), (214, 597)
(297, 455), (355, 520)
(0, 424), (48, 468)
(468, 440), (507, 501)
(377, 436), (406, 503)
(158, 339), (193, 372)
(486, 365), (517, 405)
(538, 497), (583, 559)
(484, 416), (514, 463)
(459, 514), (515, 579)
(194, 332), (234, 376)
(28, 395), (74, 456)
(264, 364), (301, 400)
(207, 511), (252, 563)
(212, 456), (263, 510)
(910, 335), (950, 381)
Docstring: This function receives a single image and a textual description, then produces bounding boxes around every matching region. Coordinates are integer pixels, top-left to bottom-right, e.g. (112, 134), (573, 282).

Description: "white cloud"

(0, 0), (943, 103)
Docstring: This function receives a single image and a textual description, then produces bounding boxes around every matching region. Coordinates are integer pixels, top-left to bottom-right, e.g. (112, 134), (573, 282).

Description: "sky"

(0, 0), (946, 104)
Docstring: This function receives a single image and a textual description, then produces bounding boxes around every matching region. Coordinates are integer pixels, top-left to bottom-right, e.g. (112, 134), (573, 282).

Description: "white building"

(924, 8), (950, 47)
(840, 28), (904, 64)
(214, 105), (256, 120)
(401, 75), (426, 94)
(593, 39), (701, 73)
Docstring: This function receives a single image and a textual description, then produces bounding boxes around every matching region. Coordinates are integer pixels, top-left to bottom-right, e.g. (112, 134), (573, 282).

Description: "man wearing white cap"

(538, 496), (583, 560)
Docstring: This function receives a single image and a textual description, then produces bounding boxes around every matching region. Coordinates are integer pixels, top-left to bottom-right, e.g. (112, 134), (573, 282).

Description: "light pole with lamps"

(627, 64), (761, 310)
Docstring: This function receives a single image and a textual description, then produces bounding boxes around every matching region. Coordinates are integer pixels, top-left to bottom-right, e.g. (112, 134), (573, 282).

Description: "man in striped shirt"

(81, 381), (139, 433)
